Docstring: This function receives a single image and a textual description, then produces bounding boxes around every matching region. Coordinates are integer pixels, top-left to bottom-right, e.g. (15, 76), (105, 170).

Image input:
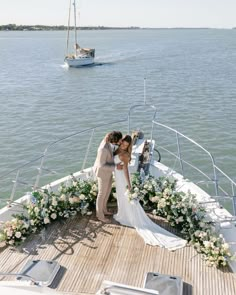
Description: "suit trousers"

(96, 174), (113, 218)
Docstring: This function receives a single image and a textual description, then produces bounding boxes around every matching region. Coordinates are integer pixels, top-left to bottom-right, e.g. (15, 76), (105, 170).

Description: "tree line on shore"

(0, 24), (140, 31)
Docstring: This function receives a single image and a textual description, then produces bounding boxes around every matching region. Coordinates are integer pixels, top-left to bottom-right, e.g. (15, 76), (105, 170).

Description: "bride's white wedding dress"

(113, 155), (187, 251)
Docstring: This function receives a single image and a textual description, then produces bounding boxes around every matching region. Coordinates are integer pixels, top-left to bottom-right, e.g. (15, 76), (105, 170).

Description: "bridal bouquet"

(126, 186), (140, 203)
(125, 172), (144, 203)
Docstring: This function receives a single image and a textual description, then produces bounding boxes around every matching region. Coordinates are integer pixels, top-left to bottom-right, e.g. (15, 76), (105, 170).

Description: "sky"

(0, 0), (236, 29)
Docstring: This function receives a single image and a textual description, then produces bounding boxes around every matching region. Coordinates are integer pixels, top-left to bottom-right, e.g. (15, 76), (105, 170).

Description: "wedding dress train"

(113, 155), (187, 251)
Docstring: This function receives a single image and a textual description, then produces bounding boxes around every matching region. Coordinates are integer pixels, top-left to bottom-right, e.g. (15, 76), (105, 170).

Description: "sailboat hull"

(65, 55), (94, 67)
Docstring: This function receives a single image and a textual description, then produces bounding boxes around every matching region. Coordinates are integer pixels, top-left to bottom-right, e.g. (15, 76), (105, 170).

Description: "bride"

(113, 135), (187, 251)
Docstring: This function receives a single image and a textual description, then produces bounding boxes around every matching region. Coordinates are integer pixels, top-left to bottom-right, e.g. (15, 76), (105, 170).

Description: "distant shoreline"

(0, 24), (234, 31)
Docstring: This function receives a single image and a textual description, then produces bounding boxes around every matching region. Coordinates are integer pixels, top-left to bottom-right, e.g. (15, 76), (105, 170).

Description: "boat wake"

(95, 49), (143, 64)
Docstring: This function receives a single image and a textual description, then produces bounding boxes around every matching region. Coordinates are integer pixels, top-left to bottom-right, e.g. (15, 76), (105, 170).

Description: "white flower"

(8, 240), (14, 245)
(203, 241), (211, 248)
(69, 197), (74, 204)
(7, 230), (13, 237)
(30, 220), (35, 226)
(92, 184), (97, 190)
(34, 207), (40, 215)
(151, 196), (159, 203)
(52, 198), (58, 206)
(15, 232), (22, 239)
(60, 194), (66, 201)
(158, 198), (166, 209)
(131, 192), (138, 199)
(44, 217), (50, 224)
(222, 243), (229, 251)
(79, 194), (85, 200)
(50, 213), (57, 220)
(86, 211), (92, 216)
(177, 216), (184, 223)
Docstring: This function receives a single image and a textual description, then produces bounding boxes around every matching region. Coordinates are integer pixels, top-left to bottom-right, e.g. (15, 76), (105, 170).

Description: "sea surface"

(0, 29), (236, 205)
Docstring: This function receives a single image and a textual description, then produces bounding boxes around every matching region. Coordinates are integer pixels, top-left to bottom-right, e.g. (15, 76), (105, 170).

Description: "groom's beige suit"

(94, 140), (115, 219)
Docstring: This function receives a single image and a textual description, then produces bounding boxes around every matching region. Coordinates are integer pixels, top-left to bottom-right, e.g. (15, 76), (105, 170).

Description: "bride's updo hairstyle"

(122, 135), (133, 161)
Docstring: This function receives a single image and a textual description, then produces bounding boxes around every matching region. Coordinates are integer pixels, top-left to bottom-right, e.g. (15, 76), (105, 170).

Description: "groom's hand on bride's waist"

(116, 163), (123, 170)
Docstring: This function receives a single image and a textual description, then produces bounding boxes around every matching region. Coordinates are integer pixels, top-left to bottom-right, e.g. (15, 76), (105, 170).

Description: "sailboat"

(64, 0), (95, 67)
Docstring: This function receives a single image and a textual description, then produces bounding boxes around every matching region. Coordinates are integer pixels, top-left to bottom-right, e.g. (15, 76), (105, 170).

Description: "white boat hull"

(65, 56), (94, 67)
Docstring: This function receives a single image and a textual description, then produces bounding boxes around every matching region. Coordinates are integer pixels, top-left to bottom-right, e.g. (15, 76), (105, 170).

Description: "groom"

(94, 131), (123, 222)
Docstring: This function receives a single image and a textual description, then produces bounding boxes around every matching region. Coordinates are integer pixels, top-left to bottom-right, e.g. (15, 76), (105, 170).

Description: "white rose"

(51, 213), (57, 220)
(222, 243), (229, 251)
(60, 194), (66, 201)
(52, 198), (58, 206)
(69, 197), (74, 204)
(203, 241), (211, 248)
(178, 216), (184, 223)
(131, 193), (138, 199)
(44, 217), (50, 224)
(15, 231), (22, 239)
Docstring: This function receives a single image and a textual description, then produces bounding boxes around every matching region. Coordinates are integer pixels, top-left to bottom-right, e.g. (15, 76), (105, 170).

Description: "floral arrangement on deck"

(0, 173), (233, 267)
(0, 176), (97, 246)
(127, 173), (233, 267)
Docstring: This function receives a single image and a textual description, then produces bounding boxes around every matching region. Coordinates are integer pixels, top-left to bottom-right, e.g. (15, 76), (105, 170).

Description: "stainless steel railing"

(0, 104), (157, 207)
(0, 103), (235, 218)
(151, 120), (236, 216)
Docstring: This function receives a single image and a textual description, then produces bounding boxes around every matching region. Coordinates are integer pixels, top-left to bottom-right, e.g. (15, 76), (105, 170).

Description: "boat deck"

(0, 211), (236, 295)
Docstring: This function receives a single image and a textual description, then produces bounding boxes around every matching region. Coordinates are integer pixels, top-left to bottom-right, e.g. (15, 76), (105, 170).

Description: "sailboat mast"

(66, 0), (72, 56)
(73, 0), (78, 56)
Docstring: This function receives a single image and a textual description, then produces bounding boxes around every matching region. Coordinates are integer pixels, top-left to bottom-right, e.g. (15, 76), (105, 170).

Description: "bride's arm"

(120, 154), (131, 190)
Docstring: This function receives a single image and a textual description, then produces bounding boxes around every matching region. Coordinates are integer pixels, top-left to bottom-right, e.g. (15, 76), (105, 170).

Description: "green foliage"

(0, 173), (233, 267)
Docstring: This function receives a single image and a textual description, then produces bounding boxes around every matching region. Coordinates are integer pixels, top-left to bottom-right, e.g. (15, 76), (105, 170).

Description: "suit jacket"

(93, 140), (115, 178)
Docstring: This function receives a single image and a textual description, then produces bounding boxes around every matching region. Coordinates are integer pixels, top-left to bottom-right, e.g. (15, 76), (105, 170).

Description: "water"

(0, 29), (236, 203)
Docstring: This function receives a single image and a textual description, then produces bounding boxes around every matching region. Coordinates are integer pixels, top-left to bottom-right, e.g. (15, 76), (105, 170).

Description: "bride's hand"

(116, 163), (123, 170)
(127, 184), (132, 191)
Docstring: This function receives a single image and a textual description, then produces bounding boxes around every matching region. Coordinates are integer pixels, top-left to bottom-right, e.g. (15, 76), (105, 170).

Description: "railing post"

(9, 170), (20, 205)
(144, 77), (146, 104)
(82, 129), (95, 170)
(150, 108), (157, 142)
(211, 156), (219, 196)
(232, 182), (235, 198)
(176, 132), (184, 177)
(128, 109), (131, 134)
(33, 154), (46, 190)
